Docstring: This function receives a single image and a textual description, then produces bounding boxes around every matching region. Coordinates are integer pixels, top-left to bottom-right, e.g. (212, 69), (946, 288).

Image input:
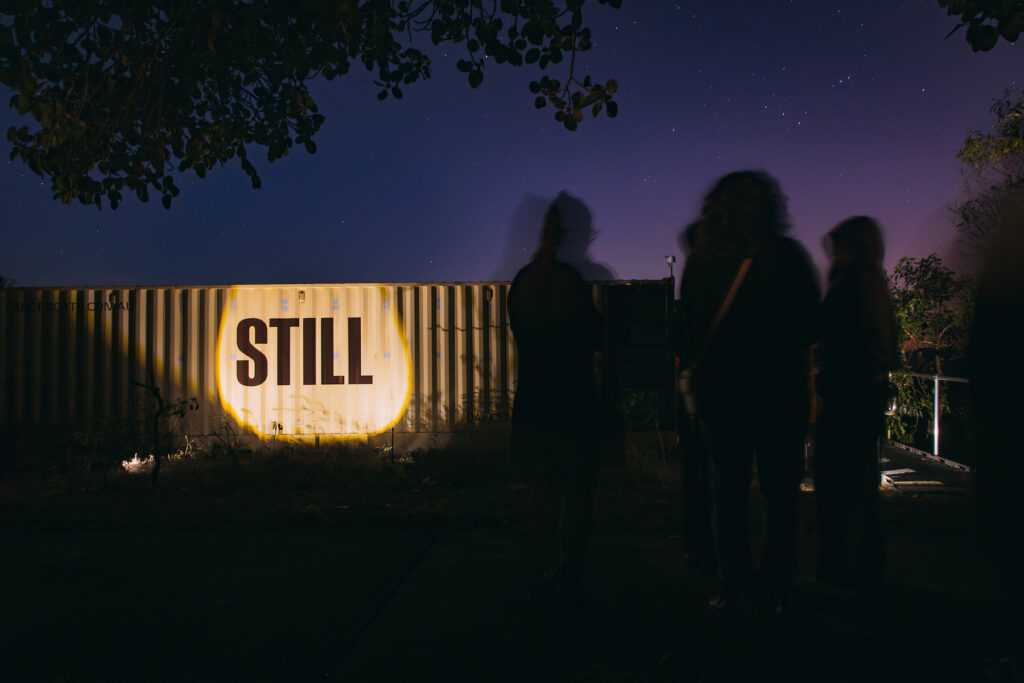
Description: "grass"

(0, 438), (688, 534)
(1, 435), (973, 540)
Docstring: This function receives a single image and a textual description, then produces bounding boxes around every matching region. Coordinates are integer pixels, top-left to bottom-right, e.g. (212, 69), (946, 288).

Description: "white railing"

(896, 371), (969, 458)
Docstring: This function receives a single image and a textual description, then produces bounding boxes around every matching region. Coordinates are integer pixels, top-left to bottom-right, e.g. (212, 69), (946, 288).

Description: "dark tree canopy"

(0, 0), (621, 209)
(939, 0), (1024, 51)
(955, 89), (1024, 255)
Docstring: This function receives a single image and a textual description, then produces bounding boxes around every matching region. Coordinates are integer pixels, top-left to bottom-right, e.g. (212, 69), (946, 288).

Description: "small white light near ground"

(121, 454), (154, 474)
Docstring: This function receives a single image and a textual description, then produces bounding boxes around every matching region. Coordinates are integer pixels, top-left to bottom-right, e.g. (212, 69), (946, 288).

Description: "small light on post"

(665, 255), (676, 280)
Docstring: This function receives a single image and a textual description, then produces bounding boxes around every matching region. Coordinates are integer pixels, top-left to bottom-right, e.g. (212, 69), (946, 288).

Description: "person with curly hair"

(676, 171), (820, 620)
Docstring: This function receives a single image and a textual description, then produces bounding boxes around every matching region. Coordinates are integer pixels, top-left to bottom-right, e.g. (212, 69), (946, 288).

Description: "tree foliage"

(0, 0), (622, 209)
(953, 89), (1024, 256)
(938, 0), (1024, 50)
(890, 254), (973, 373)
(887, 254), (973, 443)
(959, 90), (1024, 167)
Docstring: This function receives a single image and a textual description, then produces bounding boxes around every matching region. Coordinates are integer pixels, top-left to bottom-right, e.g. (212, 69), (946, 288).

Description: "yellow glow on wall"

(215, 286), (412, 438)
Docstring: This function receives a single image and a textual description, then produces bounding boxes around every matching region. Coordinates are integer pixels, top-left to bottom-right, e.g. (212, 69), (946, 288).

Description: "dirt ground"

(0, 449), (1014, 682)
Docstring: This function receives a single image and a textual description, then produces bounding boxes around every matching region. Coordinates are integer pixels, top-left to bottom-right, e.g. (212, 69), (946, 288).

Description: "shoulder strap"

(696, 257), (753, 362)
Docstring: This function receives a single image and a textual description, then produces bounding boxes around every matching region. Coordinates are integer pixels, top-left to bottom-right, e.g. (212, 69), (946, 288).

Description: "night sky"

(1, 1), (1019, 288)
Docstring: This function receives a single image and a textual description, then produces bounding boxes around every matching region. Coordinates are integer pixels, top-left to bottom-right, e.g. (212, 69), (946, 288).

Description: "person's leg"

(852, 400), (886, 592)
(756, 427), (805, 608)
(756, 383), (810, 610)
(682, 420), (716, 572)
(814, 404), (853, 585)
(561, 457), (601, 601)
(526, 462), (564, 604)
(707, 421), (754, 608)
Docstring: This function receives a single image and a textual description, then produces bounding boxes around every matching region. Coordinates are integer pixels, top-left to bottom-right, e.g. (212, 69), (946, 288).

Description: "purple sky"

(1, 1), (1019, 288)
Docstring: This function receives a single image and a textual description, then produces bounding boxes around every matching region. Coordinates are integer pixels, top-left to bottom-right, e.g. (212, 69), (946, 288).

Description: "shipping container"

(0, 281), (674, 451)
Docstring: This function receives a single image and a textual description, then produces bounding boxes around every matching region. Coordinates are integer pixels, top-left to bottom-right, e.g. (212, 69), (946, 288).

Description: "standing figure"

(508, 193), (604, 609)
(815, 216), (900, 591)
(677, 171), (820, 619)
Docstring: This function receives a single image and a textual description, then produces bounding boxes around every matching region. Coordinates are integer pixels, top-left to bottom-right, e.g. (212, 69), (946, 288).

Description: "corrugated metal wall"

(1, 287), (226, 434)
(0, 281), (673, 443)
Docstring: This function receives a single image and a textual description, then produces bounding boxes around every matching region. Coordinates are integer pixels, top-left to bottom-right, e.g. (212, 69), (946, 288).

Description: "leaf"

(468, 70), (483, 88)
(966, 23), (1000, 51)
(606, 101), (618, 118)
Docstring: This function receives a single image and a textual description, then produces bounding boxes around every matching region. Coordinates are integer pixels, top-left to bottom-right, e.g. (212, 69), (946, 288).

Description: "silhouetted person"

(815, 216), (900, 592)
(969, 201), (1024, 671)
(676, 171), (820, 620)
(671, 220), (716, 575)
(508, 196), (604, 609)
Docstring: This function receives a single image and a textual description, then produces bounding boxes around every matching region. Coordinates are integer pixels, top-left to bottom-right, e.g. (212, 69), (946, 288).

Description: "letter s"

(237, 318), (269, 386)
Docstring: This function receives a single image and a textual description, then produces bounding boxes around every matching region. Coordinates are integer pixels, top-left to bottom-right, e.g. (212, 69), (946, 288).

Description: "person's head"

(698, 171), (790, 257)
(534, 191), (594, 261)
(825, 215), (885, 272)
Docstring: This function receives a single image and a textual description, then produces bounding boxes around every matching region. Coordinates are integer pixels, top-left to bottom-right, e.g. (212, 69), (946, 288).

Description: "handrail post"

(933, 374), (940, 457)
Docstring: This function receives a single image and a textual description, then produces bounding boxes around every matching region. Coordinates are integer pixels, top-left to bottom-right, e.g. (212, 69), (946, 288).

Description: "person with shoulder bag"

(677, 172), (820, 624)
